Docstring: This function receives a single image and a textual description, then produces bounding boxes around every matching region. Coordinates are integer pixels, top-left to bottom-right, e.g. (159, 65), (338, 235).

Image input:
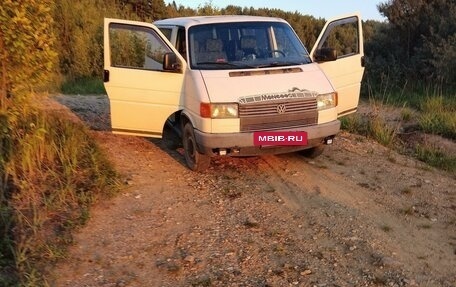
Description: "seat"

(240, 36), (257, 58)
(196, 39), (227, 63)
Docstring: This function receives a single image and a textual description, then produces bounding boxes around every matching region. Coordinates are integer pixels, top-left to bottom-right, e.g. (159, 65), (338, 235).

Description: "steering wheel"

(242, 53), (257, 61)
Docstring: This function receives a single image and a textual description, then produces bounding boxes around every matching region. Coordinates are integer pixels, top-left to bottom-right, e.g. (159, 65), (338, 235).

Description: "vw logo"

(277, 104), (286, 114)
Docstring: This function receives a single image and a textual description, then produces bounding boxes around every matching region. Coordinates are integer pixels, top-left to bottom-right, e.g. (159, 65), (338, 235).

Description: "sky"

(165, 0), (386, 21)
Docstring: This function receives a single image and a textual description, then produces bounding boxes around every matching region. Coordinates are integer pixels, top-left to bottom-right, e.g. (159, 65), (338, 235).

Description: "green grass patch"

(367, 116), (397, 147)
(400, 107), (414, 122)
(365, 81), (456, 140)
(350, 82), (456, 173)
(60, 77), (106, 95)
(418, 96), (456, 140)
(362, 79), (456, 110)
(419, 111), (456, 139)
(1, 99), (119, 286)
(340, 113), (366, 134)
(341, 111), (397, 147)
(415, 144), (456, 173)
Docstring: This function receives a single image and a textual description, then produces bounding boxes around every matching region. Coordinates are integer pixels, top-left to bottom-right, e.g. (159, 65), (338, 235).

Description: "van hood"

(200, 64), (334, 103)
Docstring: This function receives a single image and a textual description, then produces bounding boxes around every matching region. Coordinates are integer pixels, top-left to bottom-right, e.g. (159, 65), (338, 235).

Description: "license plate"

(253, 131), (308, 146)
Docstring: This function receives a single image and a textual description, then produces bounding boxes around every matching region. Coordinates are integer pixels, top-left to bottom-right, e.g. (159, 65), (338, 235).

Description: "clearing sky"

(165, 0), (386, 21)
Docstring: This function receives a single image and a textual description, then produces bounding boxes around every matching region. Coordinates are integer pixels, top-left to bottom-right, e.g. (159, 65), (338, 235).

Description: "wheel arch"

(179, 110), (196, 132)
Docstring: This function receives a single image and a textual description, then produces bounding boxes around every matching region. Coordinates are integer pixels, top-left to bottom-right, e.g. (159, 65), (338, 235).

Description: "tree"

(375, 0), (456, 85)
(0, 0), (57, 108)
(378, 0), (425, 61)
(222, 5), (243, 15)
(53, 0), (171, 83)
(197, 1), (221, 16)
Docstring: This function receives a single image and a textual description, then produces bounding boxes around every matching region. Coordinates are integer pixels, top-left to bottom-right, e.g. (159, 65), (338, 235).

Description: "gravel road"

(49, 94), (456, 287)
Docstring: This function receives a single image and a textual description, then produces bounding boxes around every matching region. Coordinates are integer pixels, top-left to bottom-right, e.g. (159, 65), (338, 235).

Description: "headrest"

(206, 39), (223, 52)
(241, 36), (256, 49)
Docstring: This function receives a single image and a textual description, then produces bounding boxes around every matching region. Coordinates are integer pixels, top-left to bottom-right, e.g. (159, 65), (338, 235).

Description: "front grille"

(239, 98), (318, 132)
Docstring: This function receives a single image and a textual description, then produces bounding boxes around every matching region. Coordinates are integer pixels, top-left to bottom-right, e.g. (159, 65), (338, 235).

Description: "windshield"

(188, 21), (311, 70)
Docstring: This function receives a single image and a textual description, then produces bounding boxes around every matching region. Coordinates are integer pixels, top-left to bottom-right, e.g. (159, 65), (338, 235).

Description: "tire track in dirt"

(255, 145), (456, 286)
(49, 95), (456, 286)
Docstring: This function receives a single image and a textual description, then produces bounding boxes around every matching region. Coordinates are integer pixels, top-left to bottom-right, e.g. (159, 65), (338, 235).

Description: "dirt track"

(49, 95), (455, 287)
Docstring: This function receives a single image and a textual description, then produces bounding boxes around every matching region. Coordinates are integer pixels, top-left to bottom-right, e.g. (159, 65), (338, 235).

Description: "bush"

(0, 99), (119, 286)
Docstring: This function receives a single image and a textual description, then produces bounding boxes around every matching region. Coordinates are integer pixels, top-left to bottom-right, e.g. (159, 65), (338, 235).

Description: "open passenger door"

(310, 14), (365, 117)
(103, 18), (186, 138)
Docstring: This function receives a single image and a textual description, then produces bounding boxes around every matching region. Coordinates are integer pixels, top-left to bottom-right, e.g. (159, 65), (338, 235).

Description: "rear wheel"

(183, 122), (211, 171)
(299, 144), (325, 159)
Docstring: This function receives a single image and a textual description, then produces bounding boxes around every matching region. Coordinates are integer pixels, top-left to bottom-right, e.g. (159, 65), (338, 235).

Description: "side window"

(176, 28), (187, 60)
(317, 16), (359, 58)
(158, 28), (172, 41)
(109, 23), (172, 71)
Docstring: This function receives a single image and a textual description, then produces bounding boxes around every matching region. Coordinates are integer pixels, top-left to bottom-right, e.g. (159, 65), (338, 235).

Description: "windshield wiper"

(196, 61), (239, 67)
(196, 61), (259, 69)
(254, 61), (305, 68)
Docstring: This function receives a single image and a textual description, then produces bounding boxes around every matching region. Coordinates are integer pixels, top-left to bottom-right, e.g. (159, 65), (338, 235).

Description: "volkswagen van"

(103, 14), (365, 171)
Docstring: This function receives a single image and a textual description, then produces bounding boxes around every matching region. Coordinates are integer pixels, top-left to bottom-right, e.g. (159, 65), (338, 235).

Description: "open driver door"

(103, 18), (186, 138)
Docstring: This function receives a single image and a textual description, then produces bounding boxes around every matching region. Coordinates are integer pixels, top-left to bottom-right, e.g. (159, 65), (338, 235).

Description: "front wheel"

(183, 123), (211, 171)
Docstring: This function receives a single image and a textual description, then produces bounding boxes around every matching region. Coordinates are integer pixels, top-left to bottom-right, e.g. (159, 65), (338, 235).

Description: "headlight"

(317, 92), (337, 110)
(200, 103), (239, 118)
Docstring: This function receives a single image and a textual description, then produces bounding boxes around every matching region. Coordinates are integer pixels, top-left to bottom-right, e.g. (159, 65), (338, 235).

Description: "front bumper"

(194, 120), (341, 156)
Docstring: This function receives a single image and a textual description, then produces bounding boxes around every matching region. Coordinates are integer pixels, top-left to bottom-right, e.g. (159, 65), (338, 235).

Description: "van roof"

(153, 15), (288, 28)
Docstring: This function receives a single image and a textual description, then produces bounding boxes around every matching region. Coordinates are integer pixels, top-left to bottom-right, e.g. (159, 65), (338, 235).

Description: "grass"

(367, 116), (397, 147)
(400, 107), (414, 122)
(415, 144), (456, 173)
(340, 110), (397, 147)
(418, 96), (456, 140)
(340, 113), (365, 134)
(60, 77), (106, 95)
(0, 97), (119, 286)
(343, 81), (456, 174)
(366, 81), (456, 139)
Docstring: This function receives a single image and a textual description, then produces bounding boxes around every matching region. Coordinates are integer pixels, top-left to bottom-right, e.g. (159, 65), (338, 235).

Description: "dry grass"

(342, 87), (456, 174)
(0, 98), (119, 286)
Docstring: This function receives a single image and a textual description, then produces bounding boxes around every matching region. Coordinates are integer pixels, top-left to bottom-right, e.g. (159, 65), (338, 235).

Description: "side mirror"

(314, 47), (337, 62)
(163, 52), (181, 72)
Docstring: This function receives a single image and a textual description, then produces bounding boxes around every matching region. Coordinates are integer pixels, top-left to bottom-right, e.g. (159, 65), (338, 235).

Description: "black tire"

(299, 145), (325, 159)
(183, 122), (211, 171)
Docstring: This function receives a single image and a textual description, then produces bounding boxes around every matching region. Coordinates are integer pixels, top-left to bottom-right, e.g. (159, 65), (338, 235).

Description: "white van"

(103, 14), (365, 171)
